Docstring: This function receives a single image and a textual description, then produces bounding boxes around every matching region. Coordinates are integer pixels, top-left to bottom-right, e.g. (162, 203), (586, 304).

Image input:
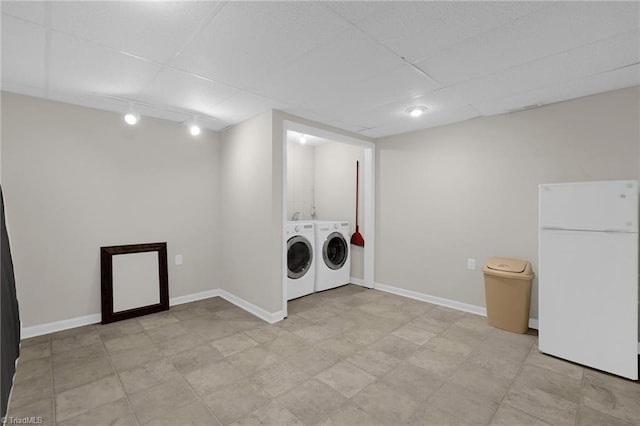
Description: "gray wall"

(286, 140), (315, 221)
(1, 92), (221, 327)
(219, 110), (283, 313)
(314, 141), (365, 280)
(375, 86), (640, 319)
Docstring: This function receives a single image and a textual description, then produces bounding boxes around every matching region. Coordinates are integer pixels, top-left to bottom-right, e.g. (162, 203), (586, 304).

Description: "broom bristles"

(351, 229), (365, 247)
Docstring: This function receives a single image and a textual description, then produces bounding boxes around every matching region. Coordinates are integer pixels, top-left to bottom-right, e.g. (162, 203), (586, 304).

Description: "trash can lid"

(485, 257), (528, 273)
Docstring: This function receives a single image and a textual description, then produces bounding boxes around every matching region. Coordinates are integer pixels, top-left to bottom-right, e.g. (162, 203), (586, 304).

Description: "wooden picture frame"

(100, 242), (169, 324)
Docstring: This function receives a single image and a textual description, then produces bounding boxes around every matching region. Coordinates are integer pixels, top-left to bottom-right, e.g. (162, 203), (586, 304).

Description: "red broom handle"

(355, 161), (359, 228)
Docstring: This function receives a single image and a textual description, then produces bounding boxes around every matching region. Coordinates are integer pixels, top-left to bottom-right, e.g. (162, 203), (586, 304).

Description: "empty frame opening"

(112, 251), (161, 312)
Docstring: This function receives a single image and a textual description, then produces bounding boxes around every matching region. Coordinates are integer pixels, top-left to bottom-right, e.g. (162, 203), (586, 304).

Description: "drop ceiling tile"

(355, 1), (551, 63)
(323, 1), (391, 25)
(171, 1), (351, 90)
(136, 67), (239, 119)
(358, 127), (385, 139)
(473, 64), (640, 116)
(2, 1), (638, 137)
(312, 64), (441, 115)
(128, 104), (191, 126)
(281, 108), (336, 126)
(50, 1), (220, 63)
(359, 105), (480, 139)
(250, 28), (404, 109)
(1, 1), (47, 25)
(45, 91), (129, 117)
(450, 29), (640, 105)
(209, 90), (291, 126)
(49, 32), (161, 97)
(194, 116), (226, 132)
(1, 15), (46, 89)
(418, 1), (640, 86)
(318, 87), (469, 130)
(321, 120), (370, 135)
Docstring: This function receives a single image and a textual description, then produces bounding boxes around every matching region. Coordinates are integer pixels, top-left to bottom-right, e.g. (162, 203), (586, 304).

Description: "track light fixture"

(124, 104), (140, 125)
(185, 116), (201, 136)
(98, 94), (217, 130)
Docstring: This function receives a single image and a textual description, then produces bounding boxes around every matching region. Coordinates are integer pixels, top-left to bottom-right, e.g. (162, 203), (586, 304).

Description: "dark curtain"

(1, 186), (20, 418)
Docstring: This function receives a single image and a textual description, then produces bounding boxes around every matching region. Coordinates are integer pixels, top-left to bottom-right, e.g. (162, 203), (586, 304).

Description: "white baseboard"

(374, 281), (542, 329)
(350, 277), (365, 286)
(218, 289), (285, 324)
(21, 313), (102, 339)
(170, 289), (221, 306)
(21, 288), (284, 339)
(374, 281), (487, 317)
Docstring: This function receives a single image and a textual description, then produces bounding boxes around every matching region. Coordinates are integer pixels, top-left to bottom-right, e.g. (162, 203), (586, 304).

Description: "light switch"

(175, 254), (183, 265)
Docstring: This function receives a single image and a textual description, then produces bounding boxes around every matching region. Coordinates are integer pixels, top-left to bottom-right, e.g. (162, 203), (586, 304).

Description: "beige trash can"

(482, 257), (535, 334)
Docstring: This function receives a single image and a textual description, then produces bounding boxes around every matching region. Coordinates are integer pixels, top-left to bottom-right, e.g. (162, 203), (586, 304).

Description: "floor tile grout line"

(140, 315), (225, 425)
(103, 315), (225, 425)
(156, 373), (224, 425)
(495, 333), (535, 405)
(422, 321), (498, 425)
(47, 335), (56, 426)
(97, 326), (142, 426)
(575, 365), (587, 426)
(495, 337), (559, 426)
(144, 312), (230, 426)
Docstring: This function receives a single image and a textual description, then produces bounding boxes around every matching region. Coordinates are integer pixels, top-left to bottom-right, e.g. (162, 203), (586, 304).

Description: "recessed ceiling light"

(406, 106), (428, 117)
(300, 134), (307, 144)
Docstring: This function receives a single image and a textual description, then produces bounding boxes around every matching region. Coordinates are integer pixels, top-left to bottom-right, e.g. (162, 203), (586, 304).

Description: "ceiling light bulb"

(300, 135), (307, 144)
(185, 116), (201, 136)
(406, 106), (428, 117)
(124, 111), (140, 125)
(189, 124), (201, 136)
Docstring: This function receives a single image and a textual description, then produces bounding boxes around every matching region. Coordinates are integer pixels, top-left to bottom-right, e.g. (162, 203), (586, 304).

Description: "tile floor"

(7, 284), (640, 425)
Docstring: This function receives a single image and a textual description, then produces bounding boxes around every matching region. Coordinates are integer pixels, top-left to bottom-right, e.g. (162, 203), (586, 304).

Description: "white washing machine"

(286, 221), (316, 300)
(314, 221), (351, 292)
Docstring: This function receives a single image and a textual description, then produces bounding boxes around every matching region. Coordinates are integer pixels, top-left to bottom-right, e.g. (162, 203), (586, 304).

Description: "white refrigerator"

(539, 180), (638, 380)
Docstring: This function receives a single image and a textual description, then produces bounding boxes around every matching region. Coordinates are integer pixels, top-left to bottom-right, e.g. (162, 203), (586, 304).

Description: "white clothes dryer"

(286, 221), (316, 300)
(314, 221), (351, 292)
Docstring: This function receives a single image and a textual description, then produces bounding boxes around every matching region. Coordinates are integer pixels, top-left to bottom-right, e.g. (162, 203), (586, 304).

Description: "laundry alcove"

(282, 120), (375, 312)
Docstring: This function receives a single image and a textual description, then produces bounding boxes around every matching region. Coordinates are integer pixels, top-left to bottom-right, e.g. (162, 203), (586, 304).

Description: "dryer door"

(323, 232), (348, 270)
(287, 235), (313, 279)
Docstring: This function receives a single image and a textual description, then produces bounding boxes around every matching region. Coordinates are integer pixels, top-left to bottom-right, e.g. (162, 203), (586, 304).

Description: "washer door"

(287, 235), (313, 279)
(323, 232), (348, 270)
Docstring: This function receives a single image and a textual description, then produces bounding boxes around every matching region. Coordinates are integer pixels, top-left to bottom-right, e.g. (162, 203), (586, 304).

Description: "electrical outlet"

(175, 254), (183, 265)
(467, 258), (476, 270)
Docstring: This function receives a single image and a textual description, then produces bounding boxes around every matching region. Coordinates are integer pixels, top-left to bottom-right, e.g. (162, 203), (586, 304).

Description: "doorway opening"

(282, 121), (375, 316)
